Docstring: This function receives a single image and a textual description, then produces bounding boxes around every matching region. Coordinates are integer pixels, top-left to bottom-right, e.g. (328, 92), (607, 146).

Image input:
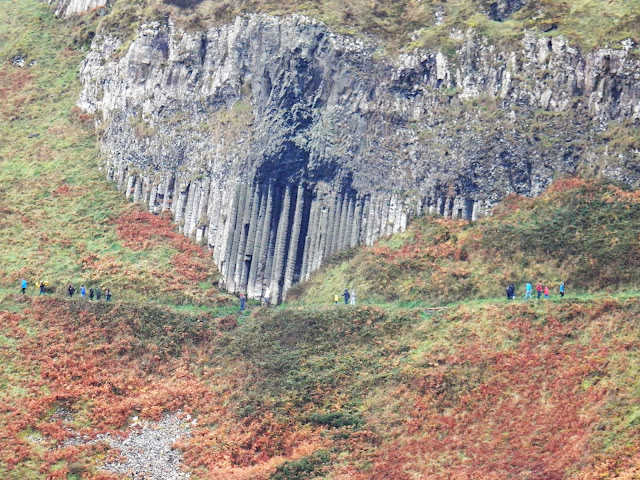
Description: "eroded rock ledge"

(78, 14), (640, 301)
(49, 0), (108, 17)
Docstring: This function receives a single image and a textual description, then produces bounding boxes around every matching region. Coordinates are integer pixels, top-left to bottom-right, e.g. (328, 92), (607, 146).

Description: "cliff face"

(49, 0), (108, 17)
(78, 14), (640, 301)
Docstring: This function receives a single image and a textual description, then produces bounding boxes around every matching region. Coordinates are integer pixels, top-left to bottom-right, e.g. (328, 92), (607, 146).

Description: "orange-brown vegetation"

(2, 294), (640, 479)
(115, 208), (215, 282)
(0, 297), (327, 479)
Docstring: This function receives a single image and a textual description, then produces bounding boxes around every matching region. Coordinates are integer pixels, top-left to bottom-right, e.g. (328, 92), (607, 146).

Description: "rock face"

(78, 15), (640, 301)
(478, 0), (529, 21)
(50, 0), (108, 17)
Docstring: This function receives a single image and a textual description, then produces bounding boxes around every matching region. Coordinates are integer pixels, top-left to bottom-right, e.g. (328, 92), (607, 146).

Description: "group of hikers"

(335, 289), (356, 305)
(20, 279), (112, 301)
(507, 281), (565, 300)
(67, 284), (112, 301)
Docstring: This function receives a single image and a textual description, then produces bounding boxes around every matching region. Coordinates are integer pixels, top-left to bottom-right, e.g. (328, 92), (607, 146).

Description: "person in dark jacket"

(68, 284), (75, 297)
(89, 288), (94, 300)
(105, 289), (111, 301)
(39, 282), (46, 295)
(342, 289), (350, 305)
(96, 287), (101, 300)
(506, 284), (513, 300)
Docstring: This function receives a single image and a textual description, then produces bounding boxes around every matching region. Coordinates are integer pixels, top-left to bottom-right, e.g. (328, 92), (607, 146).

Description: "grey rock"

(64, 412), (192, 479)
(78, 15), (640, 301)
(49, 0), (109, 17)
(478, 0), (529, 21)
(12, 55), (25, 67)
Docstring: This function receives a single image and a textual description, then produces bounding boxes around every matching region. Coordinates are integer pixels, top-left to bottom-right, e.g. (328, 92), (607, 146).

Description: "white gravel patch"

(63, 412), (192, 479)
(99, 413), (192, 479)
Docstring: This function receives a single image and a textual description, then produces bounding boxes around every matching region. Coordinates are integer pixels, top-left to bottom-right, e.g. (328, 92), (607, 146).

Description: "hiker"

(39, 281), (45, 296)
(342, 289), (350, 305)
(21, 278), (27, 295)
(105, 289), (111, 301)
(536, 282), (543, 300)
(96, 287), (101, 300)
(506, 283), (515, 300)
(68, 284), (75, 297)
(239, 293), (245, 312)
(524, 282), (532, 299)
(89, 288), (94, 300)
(544, 285), (550, 299)
(350, 289), (356, 305)
(81, 285), (86, 298)
(263, 287), (271, 306)
(559, 282), (565, 298)
(334, 294), (339, 304)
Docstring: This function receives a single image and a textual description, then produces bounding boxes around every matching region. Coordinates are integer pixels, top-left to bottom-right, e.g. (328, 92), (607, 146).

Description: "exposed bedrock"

(49, 0), (108, 17)
(78, 15), (640, 300)
(476, 0), (529, 21)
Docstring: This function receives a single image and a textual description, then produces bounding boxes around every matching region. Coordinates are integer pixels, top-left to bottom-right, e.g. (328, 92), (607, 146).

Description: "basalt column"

(204, 181), (314, 303)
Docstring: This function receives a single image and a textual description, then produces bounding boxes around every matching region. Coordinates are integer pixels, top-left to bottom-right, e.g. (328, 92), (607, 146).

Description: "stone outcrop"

(50, 0), (108, 17)
(77, 14), (640, 301)
(478, 0), (529, 21)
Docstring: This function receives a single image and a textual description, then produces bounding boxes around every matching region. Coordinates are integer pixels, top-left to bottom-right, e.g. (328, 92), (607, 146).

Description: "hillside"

(288, 178), (640, 306)
(2, 1), (640, 480)
(3, 258), (640, 478)
(59, 0), (640, 51)
(0, 1), (229, 307)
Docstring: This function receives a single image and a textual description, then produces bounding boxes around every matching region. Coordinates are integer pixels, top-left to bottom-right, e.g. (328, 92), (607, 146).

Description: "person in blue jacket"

(342, 289), (350, 305)
(81, 285), (86, 298)
(21, 278), (27, 294)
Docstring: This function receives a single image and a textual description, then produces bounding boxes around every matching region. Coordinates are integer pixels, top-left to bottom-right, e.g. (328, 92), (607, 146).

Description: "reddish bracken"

(0, 298), (325, 479)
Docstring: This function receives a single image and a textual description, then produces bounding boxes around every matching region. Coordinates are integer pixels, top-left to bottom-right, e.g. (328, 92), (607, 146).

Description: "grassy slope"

(0, 1), (228, 307)
(289, 178), (640, 306)
(2, 1), (640, 480)
(2, 277), (640, 478)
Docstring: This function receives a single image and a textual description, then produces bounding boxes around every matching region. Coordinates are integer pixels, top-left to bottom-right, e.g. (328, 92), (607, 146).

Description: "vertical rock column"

(111, 164), (419, 300)
(283, 184), (307, 295)
(268, 186), (293, 303)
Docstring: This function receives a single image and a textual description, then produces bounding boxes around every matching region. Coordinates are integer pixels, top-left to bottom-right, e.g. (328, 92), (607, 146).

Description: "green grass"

(74, 0), (640, 55)
(0, 0), (229, 307)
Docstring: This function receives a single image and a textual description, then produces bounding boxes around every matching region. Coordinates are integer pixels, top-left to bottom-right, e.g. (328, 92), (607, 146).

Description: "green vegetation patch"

(71, 0), (640, 56)
(291, 179), (640, 306)
(0, 0), (226, 306)
(269, 450), (331, 480)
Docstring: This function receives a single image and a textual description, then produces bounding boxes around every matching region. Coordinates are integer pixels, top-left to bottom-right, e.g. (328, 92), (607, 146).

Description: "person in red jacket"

(544, 285), (550, 299)
(536, 282), (543, 299)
